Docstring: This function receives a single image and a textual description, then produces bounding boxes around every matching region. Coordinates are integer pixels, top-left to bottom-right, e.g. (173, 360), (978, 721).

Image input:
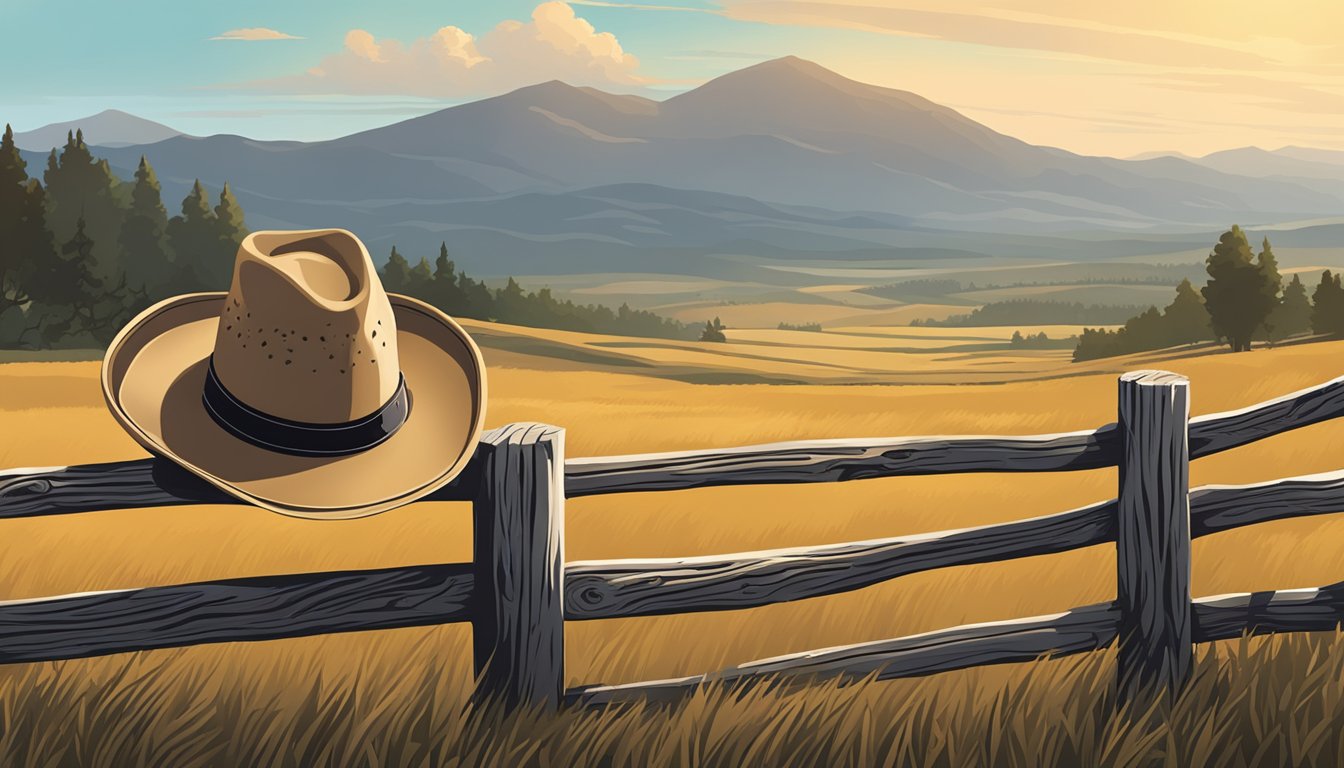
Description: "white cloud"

(256, 2), (644, 98)
(212, 27), (304, 41)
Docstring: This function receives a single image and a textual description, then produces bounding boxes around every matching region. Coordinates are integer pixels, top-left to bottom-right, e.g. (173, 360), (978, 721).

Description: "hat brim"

(102, 292), (487, 519)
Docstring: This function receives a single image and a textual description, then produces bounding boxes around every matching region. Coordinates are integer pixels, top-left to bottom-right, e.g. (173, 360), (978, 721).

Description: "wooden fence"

(4, 369), (1344, 712)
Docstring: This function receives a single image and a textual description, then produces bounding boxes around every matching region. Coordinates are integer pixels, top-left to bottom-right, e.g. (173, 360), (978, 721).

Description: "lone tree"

(700, 316), (727, 342)
(1202, 226), (1275, 352)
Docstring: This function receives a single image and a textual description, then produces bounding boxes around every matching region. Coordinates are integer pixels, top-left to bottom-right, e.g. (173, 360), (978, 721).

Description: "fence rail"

(3, 371), (1344, 711)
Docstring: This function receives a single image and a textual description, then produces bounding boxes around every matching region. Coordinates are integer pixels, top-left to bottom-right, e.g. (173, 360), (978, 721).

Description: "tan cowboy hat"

(102, 229), (487, 519)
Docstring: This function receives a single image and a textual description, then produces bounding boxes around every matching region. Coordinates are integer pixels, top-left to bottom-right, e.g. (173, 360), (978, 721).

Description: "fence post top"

(482, 423), (564, 447)
(1120, 370), (1188, 387)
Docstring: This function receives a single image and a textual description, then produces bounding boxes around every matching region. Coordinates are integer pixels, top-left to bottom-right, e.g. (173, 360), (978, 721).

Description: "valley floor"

(3, 327), (1344, 764)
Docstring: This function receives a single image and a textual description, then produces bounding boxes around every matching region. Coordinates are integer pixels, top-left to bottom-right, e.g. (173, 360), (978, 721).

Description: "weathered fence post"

(471, 423), (566, 711)
(1115, 370), (1192, 702)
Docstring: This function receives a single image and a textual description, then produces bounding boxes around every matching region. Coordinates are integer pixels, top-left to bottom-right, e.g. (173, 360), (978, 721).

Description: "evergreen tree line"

(915, 300), (1147, 327)
(0, 125), (245, 348)
(1073, 225), (1340, 362)
(378, 244), (695, 340)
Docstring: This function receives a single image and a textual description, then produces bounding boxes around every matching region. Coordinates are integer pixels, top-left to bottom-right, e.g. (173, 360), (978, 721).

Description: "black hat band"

(202, 358), (411, 457)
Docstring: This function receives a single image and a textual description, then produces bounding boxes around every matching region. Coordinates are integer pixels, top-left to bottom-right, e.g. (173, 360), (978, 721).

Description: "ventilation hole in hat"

(285, 360), (292, 365)
(329, 354), (334, 359)
(319, 336), (325, 342)
(382, 342), (387, 347)
(225, 325), (231, 331)
(340, 369), (346, 374)
(377, 320), (382, 325)
(261, 341), (267, 347)
(268, 354), (273, 359)
(312, 369), (317, 373)
(302, 336), (308, 341)
(372, 330), (378, 338)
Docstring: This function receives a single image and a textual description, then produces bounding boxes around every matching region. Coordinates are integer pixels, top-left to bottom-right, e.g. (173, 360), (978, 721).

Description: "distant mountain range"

(15, 109), (185, 151)
(13, 57), (1344, 276)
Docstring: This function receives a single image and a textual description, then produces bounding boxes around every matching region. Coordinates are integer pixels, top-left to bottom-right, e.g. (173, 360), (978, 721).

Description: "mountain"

(14, 109), (184, 151)
(66, 57), (1344, 275)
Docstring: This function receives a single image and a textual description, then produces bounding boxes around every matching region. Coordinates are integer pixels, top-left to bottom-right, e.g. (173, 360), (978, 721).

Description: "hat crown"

(211, 230), (402, 424)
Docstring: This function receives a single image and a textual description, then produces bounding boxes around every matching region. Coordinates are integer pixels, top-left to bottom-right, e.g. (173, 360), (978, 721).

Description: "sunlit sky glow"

(3, 0), (1341, 157)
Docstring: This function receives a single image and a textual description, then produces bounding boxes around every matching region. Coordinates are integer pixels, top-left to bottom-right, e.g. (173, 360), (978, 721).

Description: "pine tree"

(1271, 274), (1313, 340)
(167, 180), (217, 291)
(207, 183), (247, 289)
(118, 156), (174, 297)
(25, 217), (133, 347)
(382, 246), (411, 293)
(1256, 237), (1283, 343)
(1202, 225), (1271, 352)
(0, 124), (34, 324)
(42, 129), (129, 282)
(430, 242), (464, 312)
(496, 276), (529, 323)
(1311, 270), (1344, 337)
(1163, 278), (1211, 346)
(409, 257), (433, 294)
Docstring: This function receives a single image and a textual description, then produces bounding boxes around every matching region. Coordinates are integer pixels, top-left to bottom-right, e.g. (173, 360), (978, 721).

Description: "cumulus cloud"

(256, 2), (644, 97)
(212, 27), (303, 41)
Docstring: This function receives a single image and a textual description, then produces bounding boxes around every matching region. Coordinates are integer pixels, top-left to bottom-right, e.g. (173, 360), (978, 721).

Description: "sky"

(3, 0), (1342, 158)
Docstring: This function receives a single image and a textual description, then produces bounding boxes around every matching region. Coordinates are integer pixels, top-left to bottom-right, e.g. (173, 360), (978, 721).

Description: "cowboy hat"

(102, 229), (487, 519)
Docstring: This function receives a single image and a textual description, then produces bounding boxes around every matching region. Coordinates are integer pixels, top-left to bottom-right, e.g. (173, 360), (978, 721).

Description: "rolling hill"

(16, 57), (1344, 277)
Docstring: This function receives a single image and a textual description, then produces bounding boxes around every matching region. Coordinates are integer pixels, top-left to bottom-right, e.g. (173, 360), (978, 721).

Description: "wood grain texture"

(1188, 373), (1344, 458)
(472, 423), (566, 711)
(0, 563), (474, 664)
(568, 578), (1344, 708)
(564, 500), (1117, 620)
(5, 373), (1344, 514)
(561, 373), (1344, 498)
(562, 469), (1344, 622)
(0, 457), (475, 519)
(1193, 580), (1344, 641)
(566, 602), (1121, 707)
(1116, 370), (1192, 699)
(564, 429), (1119, 497)
(1189, 469), (1344, 537)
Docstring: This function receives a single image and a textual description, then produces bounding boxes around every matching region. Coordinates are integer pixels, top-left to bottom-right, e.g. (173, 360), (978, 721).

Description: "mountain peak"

(14, 110), (183, 151)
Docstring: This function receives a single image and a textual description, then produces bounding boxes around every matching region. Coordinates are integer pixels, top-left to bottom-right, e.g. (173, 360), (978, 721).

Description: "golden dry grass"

(3, 331), (1344, 765)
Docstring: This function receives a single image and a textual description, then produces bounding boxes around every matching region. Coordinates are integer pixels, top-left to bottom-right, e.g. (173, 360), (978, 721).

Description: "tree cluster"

(1072, 279), (1213, 361)
(378, 243), (695, 340)
(699, 317), (727, 342)
(916, 300), (1146, 328)
(1008, 330), (1066, 349)
(0, 125), (245, 348)
(1073, 226), (1329, 361)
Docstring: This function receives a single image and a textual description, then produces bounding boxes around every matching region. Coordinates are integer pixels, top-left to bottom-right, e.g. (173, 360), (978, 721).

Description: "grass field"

(4, 325), (1344, 765)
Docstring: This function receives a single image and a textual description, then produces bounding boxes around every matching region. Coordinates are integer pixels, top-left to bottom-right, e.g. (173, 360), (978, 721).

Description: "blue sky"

(3, 0), (1342, 157)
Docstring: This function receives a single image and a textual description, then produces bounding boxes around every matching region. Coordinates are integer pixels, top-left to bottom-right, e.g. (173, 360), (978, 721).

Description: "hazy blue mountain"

(14, 109), (184, 151)
(46, 57), (1344, 276)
